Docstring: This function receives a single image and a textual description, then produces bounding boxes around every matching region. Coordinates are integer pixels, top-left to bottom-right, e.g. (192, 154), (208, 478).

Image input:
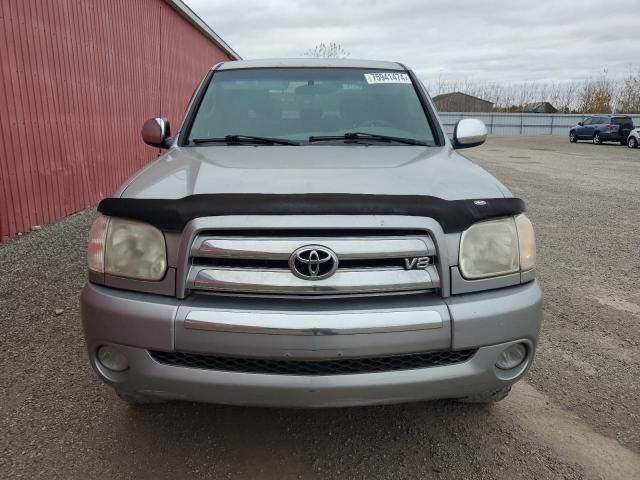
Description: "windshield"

(186, 68), (436, 145)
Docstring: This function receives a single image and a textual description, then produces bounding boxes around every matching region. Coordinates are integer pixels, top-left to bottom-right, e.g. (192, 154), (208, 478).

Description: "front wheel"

(456, 385), (511, 404)
(593, 132), (602, 144)
(628, 137), (638, 148)
(569, 131), (578, 143)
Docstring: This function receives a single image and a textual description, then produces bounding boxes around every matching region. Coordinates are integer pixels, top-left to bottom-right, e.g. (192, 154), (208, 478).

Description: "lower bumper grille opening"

(148, 349), (477, 376)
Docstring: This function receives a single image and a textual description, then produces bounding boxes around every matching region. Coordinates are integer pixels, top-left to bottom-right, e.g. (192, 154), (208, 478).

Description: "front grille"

(186, 230), (440, 296)
(149, 349), (477, 376)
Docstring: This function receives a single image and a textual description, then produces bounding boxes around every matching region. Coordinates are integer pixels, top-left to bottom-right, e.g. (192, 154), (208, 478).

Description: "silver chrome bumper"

(81, 281), (542, 407)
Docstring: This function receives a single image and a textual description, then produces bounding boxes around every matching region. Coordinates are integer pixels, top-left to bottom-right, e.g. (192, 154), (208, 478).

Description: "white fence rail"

(438, 112), (640, 136)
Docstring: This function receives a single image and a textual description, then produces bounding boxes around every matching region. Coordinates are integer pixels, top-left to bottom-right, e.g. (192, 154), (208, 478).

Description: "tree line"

(426, 69), (640, 114)
(302, 43), (639, 113)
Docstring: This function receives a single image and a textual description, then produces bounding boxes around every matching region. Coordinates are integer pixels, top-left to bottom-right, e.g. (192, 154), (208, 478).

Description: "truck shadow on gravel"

(104, 397), (584, 479)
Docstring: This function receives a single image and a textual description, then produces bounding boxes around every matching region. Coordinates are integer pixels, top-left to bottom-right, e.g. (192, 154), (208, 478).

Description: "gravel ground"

(466, 136), (640, 452)
(1, 136), (639, 479)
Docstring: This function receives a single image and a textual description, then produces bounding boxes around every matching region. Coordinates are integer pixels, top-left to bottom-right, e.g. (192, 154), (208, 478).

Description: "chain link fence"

(438, 112), (640, 136)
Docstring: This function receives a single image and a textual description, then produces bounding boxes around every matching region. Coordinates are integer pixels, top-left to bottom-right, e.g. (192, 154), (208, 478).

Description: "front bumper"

(81, 281), (542, 407)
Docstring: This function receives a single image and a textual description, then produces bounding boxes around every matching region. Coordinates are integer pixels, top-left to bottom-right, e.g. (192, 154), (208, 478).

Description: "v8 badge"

(403, 257), (430, 270)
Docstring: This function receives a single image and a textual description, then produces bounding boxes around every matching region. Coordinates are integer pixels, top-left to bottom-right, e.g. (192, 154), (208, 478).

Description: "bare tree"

(616, 68), (640, 113)
(580, 70), (614, 113)
(303, 42), (351, 59)
(425, 66), (640, 113)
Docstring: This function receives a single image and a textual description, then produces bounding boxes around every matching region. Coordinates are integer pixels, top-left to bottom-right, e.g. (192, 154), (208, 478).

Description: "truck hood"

(119, 145), (510, 200)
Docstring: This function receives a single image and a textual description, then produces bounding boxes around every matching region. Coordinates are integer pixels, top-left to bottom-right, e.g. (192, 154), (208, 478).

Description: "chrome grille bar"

(193, 236), (436, 260)
(189, 265), (439, 295)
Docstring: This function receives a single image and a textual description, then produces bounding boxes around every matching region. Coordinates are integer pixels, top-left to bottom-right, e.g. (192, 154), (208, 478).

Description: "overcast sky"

(186, 0), (637, 85)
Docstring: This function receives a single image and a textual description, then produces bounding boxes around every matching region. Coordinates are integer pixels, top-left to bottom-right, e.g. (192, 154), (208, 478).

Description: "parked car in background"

(569, 115), (635, 145)
(627, 127), (640, 149)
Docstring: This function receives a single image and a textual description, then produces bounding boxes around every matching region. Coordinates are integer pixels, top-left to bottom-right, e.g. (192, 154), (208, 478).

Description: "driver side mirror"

(577, 121), (584, 126)
(141, 117), (172, 149)
(452, 119), (487, 149)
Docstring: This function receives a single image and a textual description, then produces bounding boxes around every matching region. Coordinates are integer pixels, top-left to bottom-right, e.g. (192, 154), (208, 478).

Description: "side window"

(582, 118), (592, 125)
(596, 117), (608, 124)
(613, 118), (633, 128)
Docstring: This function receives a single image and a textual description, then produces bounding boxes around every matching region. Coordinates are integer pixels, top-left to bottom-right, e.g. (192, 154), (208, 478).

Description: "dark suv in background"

(570, 115), (635, 145)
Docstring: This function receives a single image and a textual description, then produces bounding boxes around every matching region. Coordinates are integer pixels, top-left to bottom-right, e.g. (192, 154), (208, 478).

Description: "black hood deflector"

(98, 194), (526, 234)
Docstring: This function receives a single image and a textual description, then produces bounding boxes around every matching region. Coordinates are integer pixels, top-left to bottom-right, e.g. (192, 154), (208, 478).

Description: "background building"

(432, 92), (494, 112)
(523, 102), (559, 114)
(0, 0), (239, 240)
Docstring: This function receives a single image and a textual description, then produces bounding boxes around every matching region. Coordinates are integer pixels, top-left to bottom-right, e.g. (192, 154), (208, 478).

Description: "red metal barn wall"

(0, 0), (232, 240)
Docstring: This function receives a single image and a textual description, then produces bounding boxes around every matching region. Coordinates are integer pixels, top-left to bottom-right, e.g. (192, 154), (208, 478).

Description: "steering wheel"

(355, 119), (393, 128)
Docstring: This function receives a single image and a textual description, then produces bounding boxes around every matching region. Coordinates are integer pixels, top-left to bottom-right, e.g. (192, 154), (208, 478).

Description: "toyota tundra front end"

(81, 58), (541, 407)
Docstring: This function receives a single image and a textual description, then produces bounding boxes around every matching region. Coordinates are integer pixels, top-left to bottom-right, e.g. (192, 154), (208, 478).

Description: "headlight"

(88, 214), (167, 281)
(87, 214), (109, 273)
(459, 214), (535, 279)
(515, 214), (536, 270)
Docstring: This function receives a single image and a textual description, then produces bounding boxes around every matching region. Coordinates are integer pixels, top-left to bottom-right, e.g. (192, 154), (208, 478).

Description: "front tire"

(456, 385), (511, 404)
(628, 137), (638, 148)
(569, 131), (578, 143)
(593, 132), (602, 144)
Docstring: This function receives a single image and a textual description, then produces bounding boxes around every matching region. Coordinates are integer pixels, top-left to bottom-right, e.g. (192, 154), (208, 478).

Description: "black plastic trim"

(98, 194), (526, 234)
(149, 348), (478, 375)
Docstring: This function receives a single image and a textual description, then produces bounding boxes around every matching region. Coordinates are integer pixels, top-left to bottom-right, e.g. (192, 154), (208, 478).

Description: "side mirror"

(577, 121), (584, 126)
(141, 117), (172, 149)
(452, 118), (487, 149)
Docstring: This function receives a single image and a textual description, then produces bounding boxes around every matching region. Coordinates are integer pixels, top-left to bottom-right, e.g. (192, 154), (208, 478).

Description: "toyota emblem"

(288, 245), (339, 280)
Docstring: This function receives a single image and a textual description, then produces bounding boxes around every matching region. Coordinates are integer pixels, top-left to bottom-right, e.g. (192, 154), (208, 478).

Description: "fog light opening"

(97, 345), (129, 372)
(495, 343), (527, 370)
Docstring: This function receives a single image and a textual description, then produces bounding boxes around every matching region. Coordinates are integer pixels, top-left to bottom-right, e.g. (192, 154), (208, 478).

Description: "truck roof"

(216, 58), (405, 71)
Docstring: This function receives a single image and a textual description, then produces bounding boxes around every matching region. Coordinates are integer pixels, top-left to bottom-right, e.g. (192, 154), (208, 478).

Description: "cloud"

(186, 0), (637, 84)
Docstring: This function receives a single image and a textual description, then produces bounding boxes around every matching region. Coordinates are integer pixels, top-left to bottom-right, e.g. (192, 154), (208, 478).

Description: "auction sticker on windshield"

(364, 72), (411, 84)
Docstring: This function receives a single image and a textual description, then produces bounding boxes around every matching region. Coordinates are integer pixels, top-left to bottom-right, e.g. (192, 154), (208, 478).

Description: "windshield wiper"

(308, 132), (430, 146)
(192, 135), (300, 146)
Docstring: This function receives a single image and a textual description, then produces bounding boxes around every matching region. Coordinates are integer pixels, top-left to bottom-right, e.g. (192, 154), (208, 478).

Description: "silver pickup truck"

(81, 58), (541, 407)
